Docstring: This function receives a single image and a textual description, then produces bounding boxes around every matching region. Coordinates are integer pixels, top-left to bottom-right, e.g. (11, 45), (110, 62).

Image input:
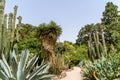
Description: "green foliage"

(18, 37), (41, 53)
(37, 21), (62, 62)
(55, 41), (88, 67)
(84, 53), (120, 80)
(16, 24), (42, 54)
(101, 2), (120, 52)
(37, 21), (62, 40)
(76, 2), (120, 53)
(69, 44), (88, 67)
(50, 54), (65, 75)
(0, 50), (54, 80)
(116, 40), (120, 52)
(76, 24), (94, 44)
(101, 2), (118, 25)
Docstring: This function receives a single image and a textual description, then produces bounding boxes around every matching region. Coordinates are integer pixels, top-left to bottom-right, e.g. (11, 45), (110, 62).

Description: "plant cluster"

(0, 50), (54, 80)
(55, 41), (88, 67)
(84, 53), (120, 80)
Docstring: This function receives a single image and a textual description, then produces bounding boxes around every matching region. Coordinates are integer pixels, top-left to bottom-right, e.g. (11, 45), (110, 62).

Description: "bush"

(49, 54), (65, 75)
(69, 44), (88, 67)
(84, 52), (120, 80)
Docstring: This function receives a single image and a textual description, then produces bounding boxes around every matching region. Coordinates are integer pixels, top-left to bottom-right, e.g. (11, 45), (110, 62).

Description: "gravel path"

(60, 67), (83, 80)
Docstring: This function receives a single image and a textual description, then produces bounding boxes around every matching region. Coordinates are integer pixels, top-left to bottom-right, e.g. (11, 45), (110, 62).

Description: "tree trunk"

(41, 37), (56, 63)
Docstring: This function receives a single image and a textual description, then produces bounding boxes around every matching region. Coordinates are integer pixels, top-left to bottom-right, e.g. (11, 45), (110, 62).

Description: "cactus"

(0, 0), (5, 56)
(100, 25), (107, 56)
(87, 25), (107, 61)
(11, 6), (18, 49)
(0, 0), (20, 60)
(3, 14), (7, 56)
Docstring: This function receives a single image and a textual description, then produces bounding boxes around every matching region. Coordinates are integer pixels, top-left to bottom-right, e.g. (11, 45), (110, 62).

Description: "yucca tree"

(0, 50), (54, 80)
(37, 21), (62, 62)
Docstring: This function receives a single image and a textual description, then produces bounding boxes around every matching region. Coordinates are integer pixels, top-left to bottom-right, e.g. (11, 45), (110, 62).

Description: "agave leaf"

(17, 50), (29, 80)
(1, 53), (13, 78)
(25, 55), (38, 77)
(27, 60), (48, 80)
(38, 63), (50, 74)
(11, 57), (18, 78)
(32, 73), (54, 80)
(10, 50), (18, 78)
(0, 60), (10, 77)
(38, 74), (54, 80)
(0, 70), (9, 80)
(10, 50), (17, 63)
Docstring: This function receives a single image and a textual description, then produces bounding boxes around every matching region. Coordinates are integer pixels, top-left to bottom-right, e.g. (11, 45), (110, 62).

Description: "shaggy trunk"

(41, 37), (56, 63)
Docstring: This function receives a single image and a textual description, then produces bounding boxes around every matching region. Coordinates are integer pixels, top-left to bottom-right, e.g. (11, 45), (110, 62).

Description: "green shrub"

(69, 45), (88, 67)
(84, 52), (120, 80)
(50, 54), (65, 75)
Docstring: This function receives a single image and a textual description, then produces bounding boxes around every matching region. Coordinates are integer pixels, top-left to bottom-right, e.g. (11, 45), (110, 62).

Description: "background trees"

(17, 24), (41, 53)
(76, 2), (120, 60)
(101, 2), (120, 52)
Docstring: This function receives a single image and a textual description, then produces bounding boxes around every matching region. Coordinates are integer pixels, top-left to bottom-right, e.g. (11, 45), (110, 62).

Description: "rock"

(59, 72), (67, 79)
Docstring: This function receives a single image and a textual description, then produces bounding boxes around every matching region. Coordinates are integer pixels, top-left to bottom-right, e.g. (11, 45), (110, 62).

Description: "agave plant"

(0, 50), (54, 80)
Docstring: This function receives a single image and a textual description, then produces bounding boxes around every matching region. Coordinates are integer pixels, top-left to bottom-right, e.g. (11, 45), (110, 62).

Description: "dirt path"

(60, 67), (83, 80)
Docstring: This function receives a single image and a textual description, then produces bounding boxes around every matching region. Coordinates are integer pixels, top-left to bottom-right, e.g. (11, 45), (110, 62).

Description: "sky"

(4, 0), (120, 43)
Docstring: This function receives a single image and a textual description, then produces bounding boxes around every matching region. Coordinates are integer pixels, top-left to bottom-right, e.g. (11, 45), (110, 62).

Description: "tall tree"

(101, 2), (118, 25)
(76, 24), (94, 44)
(101, 2), (120, 51)
(37, 21), (62, 62)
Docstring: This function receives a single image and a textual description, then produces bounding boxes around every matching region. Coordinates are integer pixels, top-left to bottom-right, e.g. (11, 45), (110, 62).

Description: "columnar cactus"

(2, 14), (7, 53)
(0, 0), (20, 59)
(0, 0), (5, 57)
(100, 25), (107, 56)
(11, 6), (18, 48)
(87, 25), (107, 61)
(2, 14), (7, 57)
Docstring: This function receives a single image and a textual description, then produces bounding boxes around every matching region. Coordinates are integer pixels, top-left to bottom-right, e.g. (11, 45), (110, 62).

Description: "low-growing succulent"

(84, 53), (120, 80)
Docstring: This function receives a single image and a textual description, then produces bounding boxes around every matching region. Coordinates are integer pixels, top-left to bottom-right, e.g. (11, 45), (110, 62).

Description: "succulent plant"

(84, 53), (120, 80)
(0, 50), (54, 80)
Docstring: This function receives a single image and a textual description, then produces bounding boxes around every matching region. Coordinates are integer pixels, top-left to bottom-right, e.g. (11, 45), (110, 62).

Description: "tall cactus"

(0, 0), (20, 60)
(3, 14), (7, 56)
(88, 33), (94, 61)
(11, 6), (18, 48)
(0, 0), (5, 57)
(6, 13), (13, 59)
(2, 14), (7, 52)
(100, 25), (107, 56)
(87, 24), (107, 61)
(13, 16), (22, 53)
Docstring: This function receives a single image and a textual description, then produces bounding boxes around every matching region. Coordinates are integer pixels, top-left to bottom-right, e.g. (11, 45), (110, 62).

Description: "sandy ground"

(60, 67), (83, 80)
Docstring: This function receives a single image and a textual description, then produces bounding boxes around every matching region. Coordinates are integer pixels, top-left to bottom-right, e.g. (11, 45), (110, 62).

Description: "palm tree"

(37, 21), (62, 62)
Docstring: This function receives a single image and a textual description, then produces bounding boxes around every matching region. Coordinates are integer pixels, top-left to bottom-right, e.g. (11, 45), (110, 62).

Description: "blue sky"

(5, 0), (120, 43)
